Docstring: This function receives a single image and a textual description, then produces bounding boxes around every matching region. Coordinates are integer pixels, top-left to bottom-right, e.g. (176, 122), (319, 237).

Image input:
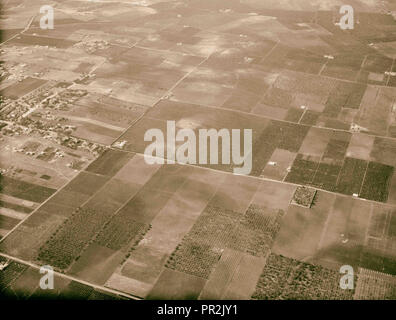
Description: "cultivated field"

(1, 0), (396, 300)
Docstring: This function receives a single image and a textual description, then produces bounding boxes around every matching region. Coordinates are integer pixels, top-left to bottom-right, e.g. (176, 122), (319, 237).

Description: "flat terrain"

(1, 0), (396, 300)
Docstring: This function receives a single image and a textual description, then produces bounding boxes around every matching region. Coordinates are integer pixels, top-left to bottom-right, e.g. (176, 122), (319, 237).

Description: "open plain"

(0, 0), (396, 300)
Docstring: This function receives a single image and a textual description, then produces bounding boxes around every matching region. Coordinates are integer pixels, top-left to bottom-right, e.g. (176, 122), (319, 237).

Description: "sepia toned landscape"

(0, 0), (395, 300)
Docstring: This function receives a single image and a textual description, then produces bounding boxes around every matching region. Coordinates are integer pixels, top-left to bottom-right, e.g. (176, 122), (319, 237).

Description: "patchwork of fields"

(1, 150), (395, 299)
(118, 99), (396, 203)
(1, 0), (396, 300)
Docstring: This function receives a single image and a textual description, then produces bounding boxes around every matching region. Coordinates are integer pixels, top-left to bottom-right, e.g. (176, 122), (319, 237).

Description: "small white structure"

(113, 140), (127, 149)
(0, 261), (9, 271)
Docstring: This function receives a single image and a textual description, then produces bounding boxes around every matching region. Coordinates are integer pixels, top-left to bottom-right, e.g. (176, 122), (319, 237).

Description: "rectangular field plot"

(284, 107), (304, 123)
(208, 174), (260, 213)
(113, 154), (162, 185)
(231, 205), (284, 257)
(72, 122), (122, 145)
(323, 81), (366, 117)
(315, 197), (371, 271)
(67, 243), (125, 285)
(94, 216), (149, 251)
(370, 137), (396, 167)
(147, 268), (207, 300)
(354, 268), (396, 300)
(72, 95), (147, 129)
(113, 188), (172, 225)
(261, 149), (296, 181)
(251, 180), (296, 211)
(6, 267), (41, 299)
(360, 205), (396, 275)
(1, 77), (47, 100)
(346, 133), (374, 161)
(322, 138), (350, 161)
(0, 210), (67, 261)
(85, 149), (134, 177)
(251, 120), (309, 176)
(367, 204), (390, 238)
(360, 162), (394, 202)
(0, 176), (56, 204)
(250, 123), (280, 176)
(198, 249), (245, 300)
(300, 110), (320, 125)
(166, 240), (223, 279)
(0, 200), (34, 214)
(0, 215), (20, 231)
(37, 177), (142, 270)
(166, 204), (283, 280)
(273, 191), (335, 261)
(0, 261), (123, 300)
(142, 164), (193, 195)
(298, 127), (331, 158)
(58, 281), (94, 300)
(273, 121), (310, 153)
(37, 207), (113, 270)
(251, 254), (354, 300)
(360, 237), (396, 275)
(63, 171), (110, 197)
(8, 34), (76, 49)
(262, 87), (294, 109)
(251, 103), (288, 120)
(0, 261), (28, 295)
(165, 206), (241, 279)
(222, 253), (267, 300)
(118, 244), (168, 290)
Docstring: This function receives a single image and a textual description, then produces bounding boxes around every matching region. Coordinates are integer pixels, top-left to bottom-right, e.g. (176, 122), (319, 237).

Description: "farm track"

(0, 251), (141, 300)
(2, 2), (396, 300)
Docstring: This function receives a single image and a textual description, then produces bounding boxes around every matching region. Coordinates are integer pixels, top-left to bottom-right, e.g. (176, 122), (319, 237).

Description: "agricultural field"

(1, 77), (47, 100)
(354, 268), (396, 300)
(2, 0), (396, 301)
(252, 253), (355, 300)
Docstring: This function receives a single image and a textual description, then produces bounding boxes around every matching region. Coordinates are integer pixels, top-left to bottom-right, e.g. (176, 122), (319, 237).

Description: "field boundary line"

(0, 74), (111, 244)
(146, 94), (396, 146)
(386, 58), (395, 87)
(112, 53), (212, 144)
(258, 40), (280, 65)
(358, 161), (370, 197)
(112, 148), (396, 208)
(0, 147), (124, 244)
(364, 203), (374, 247)
(354, 55), (368, 82)
(71, 162), (162, 273)
(316, 200), (333, 252)
(0, 13), (36, 46)
(297, 107), (308, 124)
(0, 168), (87, 245)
